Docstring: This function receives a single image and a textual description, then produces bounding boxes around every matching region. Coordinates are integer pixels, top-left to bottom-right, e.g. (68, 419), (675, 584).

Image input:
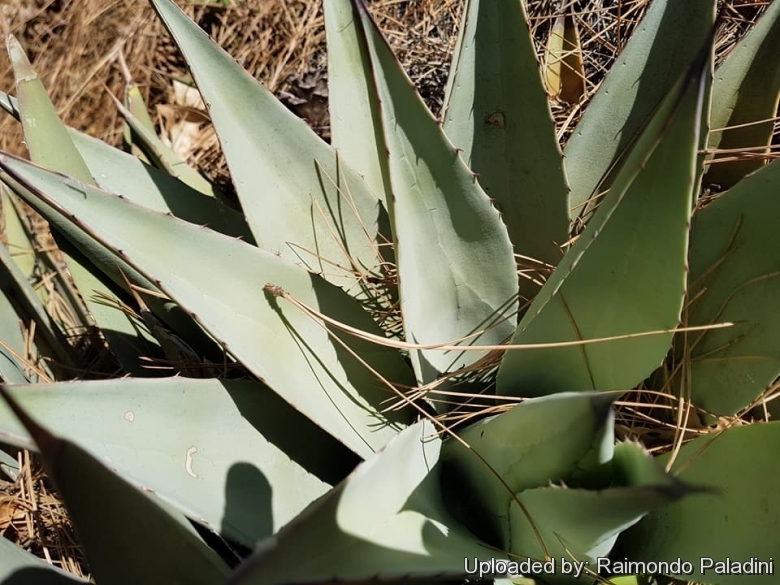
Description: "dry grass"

(0, 0), (778, 580)
(0, 450), (88, 578)
(2, 0), (776, 184)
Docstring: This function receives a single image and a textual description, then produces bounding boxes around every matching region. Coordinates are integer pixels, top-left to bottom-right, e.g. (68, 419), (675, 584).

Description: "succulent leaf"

(323, 0), (387, 202)
(564, 0), (716, 221)
(149, 0), (386, 292)
(442, 0), (570, 302)
(69, 131), (253, 241)
(0, 154), (414, 458)
(508, 442), (697, 581)
(125, 82), (157, 135)
(347, 0), (519, 389)
(683, 158), (780, 415)
(1, 171), (169, 374)
(0, 162), (225, 370)
(230, 420), (501, 585)
(118, 52), (157, 166)
(0, 378), (347, 546)
(498, 52), (709, 398)
(706, 0), (780, 189)
(0, 1), (778, 580)
(0, 387), (231, 585)
(440, 392), (615, 547)
(117, 50), (157, 138)
(4, 34), (176, 370)
(617, 423), (780, 584)
(6, 35), (94, 186)
(112, 93), (222, 199)
(0, 90), (251, 241)
(0, 190), (68, 369)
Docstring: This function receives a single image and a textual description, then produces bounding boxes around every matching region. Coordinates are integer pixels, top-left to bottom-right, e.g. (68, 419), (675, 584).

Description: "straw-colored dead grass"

(2, 1), (776, 186)
(0, 0), (778, 580)
(1, 450), (88, 578)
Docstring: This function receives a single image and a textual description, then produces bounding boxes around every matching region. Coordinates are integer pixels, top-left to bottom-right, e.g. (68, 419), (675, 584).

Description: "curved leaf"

(149, 0), (386, 292)
(564, 0), (715, 220)
(348, 0), (519, 388)
(0, 536), (85, 584)
(440, 392), (615, 546)
(4, 33), (173, 371)
(683, 159), (780, 415)
(0, 388), (230, 585)
(323, 0), (386, 202)
(618, 423), (780, 584)
(442, 0), (569, 302)
(230, 420), (502, 585)
(0, 85), (250, 242)
(0, 154), (414, 458)
(497, 54), (708, 398)
(69, 131), (251, 241)
(0, 378), (349, 546)
(508, 442), (696, 581)
(113, 94), (221, 199)
(706, 0), (780, 189)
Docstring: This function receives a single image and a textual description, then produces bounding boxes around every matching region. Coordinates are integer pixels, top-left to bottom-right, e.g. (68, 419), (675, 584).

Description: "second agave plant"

(0, 0), (779, 584)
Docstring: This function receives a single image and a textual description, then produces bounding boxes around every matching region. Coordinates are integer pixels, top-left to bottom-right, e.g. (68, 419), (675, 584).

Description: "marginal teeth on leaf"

(0, 0), (777, 582)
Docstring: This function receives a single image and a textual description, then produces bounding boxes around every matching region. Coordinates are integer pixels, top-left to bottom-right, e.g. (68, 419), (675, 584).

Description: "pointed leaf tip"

(543, 12), (585, 104)
(564, 0), (716, 217)
(6, 35), (37, 83)
(441, 0), (569, 302)
(346, 0), (519, 390)
(0, 153), (414, 459)
(498, 47), (710, 398)
(149, 0), (384, 291)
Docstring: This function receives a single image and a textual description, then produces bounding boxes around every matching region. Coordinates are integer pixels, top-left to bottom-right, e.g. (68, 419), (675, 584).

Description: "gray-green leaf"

(347, 0), (519, 389)
(498, 53), (708, 398)
(564, 0), (716, 222)
(442, 0), (569, 302)
(230, 420), (502, 585)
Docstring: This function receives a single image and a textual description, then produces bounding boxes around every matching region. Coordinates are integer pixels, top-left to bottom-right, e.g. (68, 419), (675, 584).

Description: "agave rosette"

(0, 1), (779, 584)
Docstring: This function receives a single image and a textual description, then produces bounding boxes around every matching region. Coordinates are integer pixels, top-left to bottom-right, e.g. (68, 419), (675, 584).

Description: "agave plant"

(0, 0), (779, 583)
